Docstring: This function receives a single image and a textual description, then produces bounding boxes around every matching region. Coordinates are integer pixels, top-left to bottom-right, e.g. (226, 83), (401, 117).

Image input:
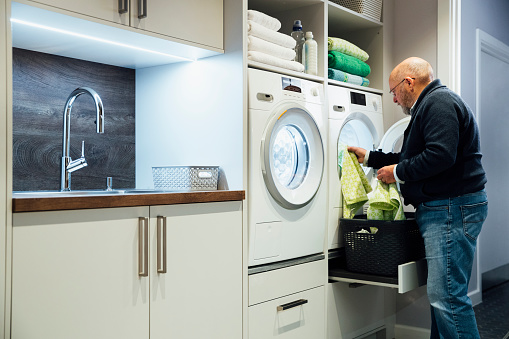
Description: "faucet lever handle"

(81, 140), (85, 158)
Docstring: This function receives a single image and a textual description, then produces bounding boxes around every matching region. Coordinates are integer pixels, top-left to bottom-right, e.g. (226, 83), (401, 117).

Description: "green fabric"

(328, 51), (371, 77)
(328, 68), (370, 87)
(339, 144), (372, 218)
(367, 180), (406, 221)
(328, 37), (369, 62)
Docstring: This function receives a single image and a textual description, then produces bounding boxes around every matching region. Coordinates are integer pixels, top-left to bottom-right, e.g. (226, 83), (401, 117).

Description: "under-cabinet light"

(10, 18), (196, 62)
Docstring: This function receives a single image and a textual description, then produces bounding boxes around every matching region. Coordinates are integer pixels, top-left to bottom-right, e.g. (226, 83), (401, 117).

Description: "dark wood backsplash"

(13, 48), (135, 191)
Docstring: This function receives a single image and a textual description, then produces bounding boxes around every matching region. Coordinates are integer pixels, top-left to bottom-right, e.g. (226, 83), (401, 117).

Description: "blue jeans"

(416, 190), (488, 339)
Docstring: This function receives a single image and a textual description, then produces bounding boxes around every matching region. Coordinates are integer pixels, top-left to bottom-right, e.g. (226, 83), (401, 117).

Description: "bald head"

(390, 57), (434, 86)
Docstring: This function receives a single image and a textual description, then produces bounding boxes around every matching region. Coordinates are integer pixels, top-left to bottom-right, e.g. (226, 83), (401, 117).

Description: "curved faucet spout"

(61, 87), (105, 191)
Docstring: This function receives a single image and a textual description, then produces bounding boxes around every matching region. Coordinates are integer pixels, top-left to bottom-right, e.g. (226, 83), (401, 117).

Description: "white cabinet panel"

(29, 0), (129, 25)
(130, 0), (223, 49)
(11, 207), (150, 339)
(249, 286), (325, 339)
(149, 201), (242, 339)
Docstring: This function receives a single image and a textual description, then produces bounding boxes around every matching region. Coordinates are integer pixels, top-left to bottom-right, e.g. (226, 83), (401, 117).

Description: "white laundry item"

(247, 9), (281, 31)
(247, 20), (296, 49)
(247, 51), (305, 73)
(248, 35), (296, 61)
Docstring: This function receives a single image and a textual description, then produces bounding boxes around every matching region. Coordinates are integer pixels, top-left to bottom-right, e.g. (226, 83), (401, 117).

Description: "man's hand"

(347, 146), (367, 164)
(377, 165), (396, 184)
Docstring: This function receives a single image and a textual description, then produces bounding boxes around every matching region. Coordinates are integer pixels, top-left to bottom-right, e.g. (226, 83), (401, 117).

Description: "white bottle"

(304, 31), (318, 75)
(290, 20), (305, 64)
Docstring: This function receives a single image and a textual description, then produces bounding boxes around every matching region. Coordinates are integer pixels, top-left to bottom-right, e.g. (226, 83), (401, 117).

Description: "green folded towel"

(328, 37), (369, 62)
(328, 68), (370, 87)
(328, 51), (371, 77)
(367, 180), (406, 221)
(339, 144), (372, 218)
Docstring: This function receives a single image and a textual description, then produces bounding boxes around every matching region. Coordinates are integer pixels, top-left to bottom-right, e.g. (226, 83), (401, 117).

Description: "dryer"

(327, 84), (410, 250)
(248, 68), (327, 267)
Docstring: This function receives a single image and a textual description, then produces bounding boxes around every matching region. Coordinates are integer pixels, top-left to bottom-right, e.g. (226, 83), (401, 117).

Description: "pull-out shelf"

(328, 250), (427, 294)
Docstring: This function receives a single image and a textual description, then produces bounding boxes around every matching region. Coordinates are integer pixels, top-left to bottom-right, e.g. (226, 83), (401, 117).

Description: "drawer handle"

(276, 299), (308, 312)
(157, 216), (167, 274)
(138, 0), (147, 19)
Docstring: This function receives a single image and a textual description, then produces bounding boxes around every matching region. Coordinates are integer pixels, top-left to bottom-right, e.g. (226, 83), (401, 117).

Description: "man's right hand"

(347, 146), (367, 164)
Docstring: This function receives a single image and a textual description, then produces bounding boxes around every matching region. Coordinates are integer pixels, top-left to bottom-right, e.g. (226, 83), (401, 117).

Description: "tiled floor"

(475, 281), (509, 339)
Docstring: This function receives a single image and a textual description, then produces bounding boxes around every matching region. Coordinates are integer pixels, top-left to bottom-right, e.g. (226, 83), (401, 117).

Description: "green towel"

(367, 180), (406, 221)
(339, 144), (372, 218)
(328, 37), (369, 62)
(328, 68), (370, 87)
(328, 51), (371, 77)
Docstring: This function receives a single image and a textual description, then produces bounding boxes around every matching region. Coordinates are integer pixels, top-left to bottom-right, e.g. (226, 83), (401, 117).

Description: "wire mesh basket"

(152, 166), (219, 191)
(331, 0), (383, 22)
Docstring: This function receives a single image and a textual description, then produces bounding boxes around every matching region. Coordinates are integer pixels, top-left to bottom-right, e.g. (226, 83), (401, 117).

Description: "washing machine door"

(378, 116), (411, 152)
(261, 103), (324, 209)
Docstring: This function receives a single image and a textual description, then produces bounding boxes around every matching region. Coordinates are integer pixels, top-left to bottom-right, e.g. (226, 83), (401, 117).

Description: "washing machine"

(248, 68), (327, 267)
(327, 84), (410, 250)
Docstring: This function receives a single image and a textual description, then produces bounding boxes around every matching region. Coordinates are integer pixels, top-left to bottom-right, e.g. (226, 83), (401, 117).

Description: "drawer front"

(249, 260), (325, 305)
(249, 286), (325, 339)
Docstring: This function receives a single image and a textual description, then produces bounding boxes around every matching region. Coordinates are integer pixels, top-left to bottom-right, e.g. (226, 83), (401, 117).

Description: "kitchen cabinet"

(11, 201), (242, 339)
(24, 0), (223, 49)
(11, 206), (151, 339)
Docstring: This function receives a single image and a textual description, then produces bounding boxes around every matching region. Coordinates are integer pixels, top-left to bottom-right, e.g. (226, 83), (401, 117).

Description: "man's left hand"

(377, 165), (396, 184)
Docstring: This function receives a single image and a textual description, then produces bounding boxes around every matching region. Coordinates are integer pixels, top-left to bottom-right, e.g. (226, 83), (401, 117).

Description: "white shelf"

(248, 61), (325, 83)
(327, 2), (383, 32)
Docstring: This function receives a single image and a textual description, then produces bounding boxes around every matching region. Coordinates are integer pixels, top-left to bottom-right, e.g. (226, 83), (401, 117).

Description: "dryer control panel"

(350, 90), (382, 114)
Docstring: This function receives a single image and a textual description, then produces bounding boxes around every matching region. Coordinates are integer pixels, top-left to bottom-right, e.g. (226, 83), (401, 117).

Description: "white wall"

(135, 9), (244, 190)
(461, 0), (509, 279)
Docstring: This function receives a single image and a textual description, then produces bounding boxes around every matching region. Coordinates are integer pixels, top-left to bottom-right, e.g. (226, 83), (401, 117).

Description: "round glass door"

(379, 116), (411, 153)
(338, 113), (378, 176)
(261, 104), (324, 209)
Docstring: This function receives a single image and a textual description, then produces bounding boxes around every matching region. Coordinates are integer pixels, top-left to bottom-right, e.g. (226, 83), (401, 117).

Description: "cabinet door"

(11, 207), (150, 339)
(30, 0), (129, 25)
(149, 201), (242, 339)
(130, 0), (223, 49)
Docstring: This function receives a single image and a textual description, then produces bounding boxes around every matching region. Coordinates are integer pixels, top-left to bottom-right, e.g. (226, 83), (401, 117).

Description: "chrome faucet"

(61, 87), (104, 191)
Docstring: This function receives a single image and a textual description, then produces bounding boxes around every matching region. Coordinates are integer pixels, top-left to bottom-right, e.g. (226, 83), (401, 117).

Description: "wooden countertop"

(12, 190), (245, 212)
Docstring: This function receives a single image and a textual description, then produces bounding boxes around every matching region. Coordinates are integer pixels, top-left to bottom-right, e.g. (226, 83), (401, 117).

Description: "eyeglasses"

(389, 77), (415, 95)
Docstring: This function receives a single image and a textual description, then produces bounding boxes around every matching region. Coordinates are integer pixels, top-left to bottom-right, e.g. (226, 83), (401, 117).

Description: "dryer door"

(378, 116), (411, 152)
(261, 103), (324, 209)
(337, 112), (379, 177)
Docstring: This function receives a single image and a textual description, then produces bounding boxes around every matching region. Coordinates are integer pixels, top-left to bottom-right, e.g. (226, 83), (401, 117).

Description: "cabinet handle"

(157, 216), (167, 273)
(276, 299), (308, 312)
(138, 217), (149, 277)
(118, 0), (128, 14)
(138, 0), (147, 19)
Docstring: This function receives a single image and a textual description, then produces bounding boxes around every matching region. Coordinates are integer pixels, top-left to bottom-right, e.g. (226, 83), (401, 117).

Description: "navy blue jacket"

(368, 79), (487, 207)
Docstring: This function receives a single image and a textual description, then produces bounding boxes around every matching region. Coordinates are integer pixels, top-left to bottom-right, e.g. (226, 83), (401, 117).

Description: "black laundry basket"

(341, 214), (425, 277)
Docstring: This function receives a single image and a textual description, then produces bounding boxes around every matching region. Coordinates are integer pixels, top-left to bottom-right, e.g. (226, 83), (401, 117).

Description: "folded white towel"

(248, 51), (305, 73)
(247, 20), (296, 49)
(247, 10), (281, 31)
(248, 35), (296, 61)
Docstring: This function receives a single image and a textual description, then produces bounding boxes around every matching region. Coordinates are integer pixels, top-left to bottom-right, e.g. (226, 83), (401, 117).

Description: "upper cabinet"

(130, 0), (223, 50)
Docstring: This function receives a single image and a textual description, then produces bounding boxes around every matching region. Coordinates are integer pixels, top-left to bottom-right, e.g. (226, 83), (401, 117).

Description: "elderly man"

(349, 57), (488, 339)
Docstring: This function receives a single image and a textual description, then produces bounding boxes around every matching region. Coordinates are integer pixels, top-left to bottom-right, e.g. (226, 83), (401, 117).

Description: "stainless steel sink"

(12, 190), (126, 197)
(12, 189), (176, 198)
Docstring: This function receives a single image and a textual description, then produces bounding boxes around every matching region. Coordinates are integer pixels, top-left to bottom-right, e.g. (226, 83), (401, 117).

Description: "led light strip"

(11, 18), (195, 62)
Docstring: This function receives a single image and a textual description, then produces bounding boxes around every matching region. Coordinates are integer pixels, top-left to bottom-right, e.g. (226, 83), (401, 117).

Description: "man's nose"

(393, 95), (398, 103)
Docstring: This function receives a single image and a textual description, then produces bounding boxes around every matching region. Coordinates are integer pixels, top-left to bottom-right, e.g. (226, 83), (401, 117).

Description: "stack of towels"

(328, 37), (371, 87)
(247, 10), (304, 73)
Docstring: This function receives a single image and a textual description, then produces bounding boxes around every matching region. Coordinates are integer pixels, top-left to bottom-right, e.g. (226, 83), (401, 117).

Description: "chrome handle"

(80, 140), (85, 158)
(138, 0), (147, 18)
(138, 217), (149, 277)
(157, 216), (167, 273)
(276, 299), (308, 312)
(118, 0), (128, 14)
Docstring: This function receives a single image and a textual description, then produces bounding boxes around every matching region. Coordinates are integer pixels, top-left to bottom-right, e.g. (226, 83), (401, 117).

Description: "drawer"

(249, 260), (325, 306)
(249, 286), (325, 339)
